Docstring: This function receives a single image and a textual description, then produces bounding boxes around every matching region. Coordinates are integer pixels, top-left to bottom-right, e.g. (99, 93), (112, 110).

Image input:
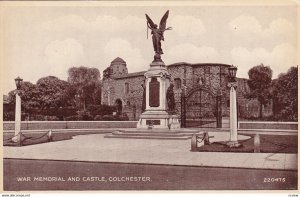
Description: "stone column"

(227, 81), (240, 147)
(12, 93), (21, 143)
(145, 77), (150, 110)
(160, 75), (169, 111)
(229, 85), (237, 141)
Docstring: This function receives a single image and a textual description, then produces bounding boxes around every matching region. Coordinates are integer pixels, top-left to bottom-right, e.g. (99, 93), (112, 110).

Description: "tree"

(6, 77), (74, 120)
(7, 81), (39, 108)
(247, 64), (273, 118)
(36, 76), (70, 109)
(68, 66), (101, 110)
(272, 66), (298, 121)
(6, 81), (41, 120)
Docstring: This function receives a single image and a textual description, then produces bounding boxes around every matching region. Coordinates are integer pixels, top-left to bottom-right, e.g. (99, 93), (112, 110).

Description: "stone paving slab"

(3, 132), (297, 170)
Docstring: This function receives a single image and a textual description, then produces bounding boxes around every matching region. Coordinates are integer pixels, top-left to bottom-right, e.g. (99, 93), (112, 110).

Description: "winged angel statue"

(146, 10), (172, 58)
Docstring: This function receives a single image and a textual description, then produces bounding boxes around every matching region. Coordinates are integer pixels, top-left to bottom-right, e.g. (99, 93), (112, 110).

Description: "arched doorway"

(115, 99), (122, 116)
(182, 86), (221, 128)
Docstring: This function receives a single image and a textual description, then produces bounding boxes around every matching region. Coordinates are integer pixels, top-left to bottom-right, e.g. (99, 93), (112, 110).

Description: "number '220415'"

(264, 178), (286, 182)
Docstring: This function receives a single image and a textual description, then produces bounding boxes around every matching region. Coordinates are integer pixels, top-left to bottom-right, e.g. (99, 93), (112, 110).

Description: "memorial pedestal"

(137, 60), (180, 130)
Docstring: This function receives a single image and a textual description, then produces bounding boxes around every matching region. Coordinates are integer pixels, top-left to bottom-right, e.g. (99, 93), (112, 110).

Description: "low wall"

(4, 121), (298, 131)
(3, 121), (138, 131)
(239, 121), (298, 130)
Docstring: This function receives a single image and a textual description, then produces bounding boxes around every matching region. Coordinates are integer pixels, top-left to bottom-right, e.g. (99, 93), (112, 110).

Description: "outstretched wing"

(159, 10), (169, 31)
(145, 14), (156, 29)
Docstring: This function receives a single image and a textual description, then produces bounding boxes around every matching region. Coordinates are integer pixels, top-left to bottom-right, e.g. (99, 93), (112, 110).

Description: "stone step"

(115, 129), (201, 134)
(113, 130), (194, 134)
(114, 130), (181, 135)
(111, 132), (188, 137)
(104, 134), (191, 140)
(104, 129), (203, 140)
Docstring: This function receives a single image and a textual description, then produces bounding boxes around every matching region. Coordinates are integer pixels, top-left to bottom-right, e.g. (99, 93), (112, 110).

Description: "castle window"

(127, 101), (131, 106)
(174, 78), (181, 89)
(197, 77), (204, 85)
(125, 82), (129, 94)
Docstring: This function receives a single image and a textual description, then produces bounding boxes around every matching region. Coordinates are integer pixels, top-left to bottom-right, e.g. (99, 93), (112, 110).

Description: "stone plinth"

(137, 60), (179, 129)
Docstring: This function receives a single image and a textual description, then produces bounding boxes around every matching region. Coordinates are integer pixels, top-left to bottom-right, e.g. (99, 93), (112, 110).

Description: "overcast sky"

(0, 1), (298, 94)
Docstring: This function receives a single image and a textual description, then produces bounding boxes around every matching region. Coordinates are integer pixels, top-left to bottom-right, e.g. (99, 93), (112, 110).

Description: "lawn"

(197, 134), (298, 153)
(3, 131), (108, 146)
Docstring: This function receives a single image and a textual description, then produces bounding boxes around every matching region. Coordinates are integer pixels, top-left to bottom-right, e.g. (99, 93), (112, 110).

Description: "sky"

(0, 1), (298, 94)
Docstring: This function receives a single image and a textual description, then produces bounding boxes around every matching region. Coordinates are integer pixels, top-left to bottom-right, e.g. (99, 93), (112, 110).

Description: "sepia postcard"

(0, 0), (299, 196)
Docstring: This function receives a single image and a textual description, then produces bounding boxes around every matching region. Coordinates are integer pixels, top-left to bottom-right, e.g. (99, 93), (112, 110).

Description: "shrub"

(94, 115), (103, 121)
(3, 112), (14, 121)
(118, 114), (129, 121)
(44, 116), (60, 121)
(32, 115), (45, 121)
(77, 110), (93, 121)
(40, 108), (77, 117)
(87, 104), (116, 117)
(65, 115), (79, 121)
(102, 115), (115, 121)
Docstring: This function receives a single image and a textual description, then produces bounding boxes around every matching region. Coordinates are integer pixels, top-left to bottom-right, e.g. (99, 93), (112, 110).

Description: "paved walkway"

(3, 132), (297, 170)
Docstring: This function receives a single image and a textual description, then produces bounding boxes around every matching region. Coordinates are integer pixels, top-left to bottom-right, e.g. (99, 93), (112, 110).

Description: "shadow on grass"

(197, 134), (298, 154)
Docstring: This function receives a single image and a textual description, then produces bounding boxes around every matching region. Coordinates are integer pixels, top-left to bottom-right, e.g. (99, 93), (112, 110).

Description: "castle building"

(101, 57), (273, 126)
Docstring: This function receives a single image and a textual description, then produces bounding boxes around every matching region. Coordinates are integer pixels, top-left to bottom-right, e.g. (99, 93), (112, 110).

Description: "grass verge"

(197, 134), (297, 153)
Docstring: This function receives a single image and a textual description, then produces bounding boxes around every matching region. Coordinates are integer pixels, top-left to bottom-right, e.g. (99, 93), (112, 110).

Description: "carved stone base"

(137, 111), (170, 129)
(137, 111), (181, 130)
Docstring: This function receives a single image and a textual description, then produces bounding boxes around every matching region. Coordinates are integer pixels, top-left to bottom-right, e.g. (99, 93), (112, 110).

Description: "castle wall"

(102, 60), (273, 121)
(102, 75), (145, 120)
